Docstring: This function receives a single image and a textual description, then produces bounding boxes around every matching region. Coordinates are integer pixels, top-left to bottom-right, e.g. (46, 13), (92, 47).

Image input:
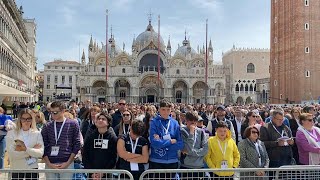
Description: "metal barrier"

(0, 169), (134, 180)
(139, 166), (320, 180)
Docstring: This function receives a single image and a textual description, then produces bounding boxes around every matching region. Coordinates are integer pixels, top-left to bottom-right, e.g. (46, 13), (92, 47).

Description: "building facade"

(222, 46), (270, 105)
(270, 0), (320, 104)
(35, 70), (44, 102)
(74, 20), (226, 104)
(0, 0), (37, 103)
(43, 60), (80, 102)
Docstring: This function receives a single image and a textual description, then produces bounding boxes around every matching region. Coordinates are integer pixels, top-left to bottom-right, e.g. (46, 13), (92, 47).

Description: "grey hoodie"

(180, 126), (208, 168)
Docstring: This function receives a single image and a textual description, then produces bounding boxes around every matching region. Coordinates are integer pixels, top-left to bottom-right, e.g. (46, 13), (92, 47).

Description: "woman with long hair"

(80, 106), (101, 139)
(114, 110), (133, 137)
(32, 109), (46, 131)
(6, 109), (44, 180)
(241, 111), (258, 139)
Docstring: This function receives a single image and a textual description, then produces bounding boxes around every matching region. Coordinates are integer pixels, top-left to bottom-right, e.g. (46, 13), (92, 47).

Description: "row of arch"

(235, 83), (256, 92)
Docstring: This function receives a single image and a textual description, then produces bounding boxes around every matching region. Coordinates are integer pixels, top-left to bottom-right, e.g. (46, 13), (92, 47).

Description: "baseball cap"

(216, 105), (226, 111)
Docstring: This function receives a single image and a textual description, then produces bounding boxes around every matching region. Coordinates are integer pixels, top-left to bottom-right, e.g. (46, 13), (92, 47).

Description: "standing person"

(180, 111), (208, 179)
(207, 105), (236, 141)
(296, 113), (320, 165)
(82, 112), (118, 179)
(238, 126), (269, 180)
(232, 107), (244, 145)
(117, 120), (149, 180)
(149, 99), (184, 178)
(41, 101), (81, 180)
(260, 109), (294, 179)
(114, 110), (133, 137)
(205, 121), (240, 179)
(6, 109), (44, 180)
(112, 99), (127, 129)
(241, 111), (258, 139)
(0, 107), (15, 169)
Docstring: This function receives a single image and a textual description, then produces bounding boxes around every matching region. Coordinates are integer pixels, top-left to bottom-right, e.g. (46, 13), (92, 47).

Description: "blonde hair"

(64, 112), (74, 120)
(32, 109), (46, 124)
(16, 109), (37, 132)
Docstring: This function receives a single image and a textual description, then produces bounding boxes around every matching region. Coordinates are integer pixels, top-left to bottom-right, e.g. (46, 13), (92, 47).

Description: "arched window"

(101, 68), (105, 72)
(240, 84), (244, 91)
(247, 63), (255, 73)
(122, 68), (125, 73)
(176, 91), (182, 103)
(245, 84), (249, 92)
(120, 90), (126, 98)
(176, 69), (180, 74)
(249, 84), (253, 92)
(235, 84), (239, 92)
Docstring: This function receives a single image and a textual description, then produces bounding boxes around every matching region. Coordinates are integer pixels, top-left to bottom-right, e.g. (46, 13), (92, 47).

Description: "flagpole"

(205, 19), (208, 104)
(157, 15), (161, 100)
(105, 9), (109, 102)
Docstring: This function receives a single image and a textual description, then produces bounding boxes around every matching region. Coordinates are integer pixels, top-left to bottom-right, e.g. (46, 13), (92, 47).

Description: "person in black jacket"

(112, 99), (127, 128)
(82, 112), (118, 179)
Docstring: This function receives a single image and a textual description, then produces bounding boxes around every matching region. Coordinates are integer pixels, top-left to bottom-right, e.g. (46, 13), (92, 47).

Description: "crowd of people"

(0, 99), (320, 180)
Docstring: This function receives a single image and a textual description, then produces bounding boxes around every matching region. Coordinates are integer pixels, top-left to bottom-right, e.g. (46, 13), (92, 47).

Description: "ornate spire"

(89, 35), (93, 49)
(182, 30), (189, 46)
(81, 49), (85, 64)
(167, 35), (171, 49)
(132, 34), (136, 47)
(209, 39), (213, 51)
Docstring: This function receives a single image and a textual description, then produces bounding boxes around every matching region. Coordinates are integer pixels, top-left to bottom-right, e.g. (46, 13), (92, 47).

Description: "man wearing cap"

(207, 105), (236, 142)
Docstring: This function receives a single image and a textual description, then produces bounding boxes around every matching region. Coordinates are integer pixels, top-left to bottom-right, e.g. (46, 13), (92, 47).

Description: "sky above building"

(17, 0), (270, 69)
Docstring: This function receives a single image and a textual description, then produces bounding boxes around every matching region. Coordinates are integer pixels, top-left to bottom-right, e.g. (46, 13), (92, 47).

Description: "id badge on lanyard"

(162, 120), (171, 140)
(51, 120), (66, 156)
(130, 137), (139, 171)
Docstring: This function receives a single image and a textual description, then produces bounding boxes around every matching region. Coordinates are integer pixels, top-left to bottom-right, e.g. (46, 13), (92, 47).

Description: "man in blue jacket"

(149, 99), (184, 178)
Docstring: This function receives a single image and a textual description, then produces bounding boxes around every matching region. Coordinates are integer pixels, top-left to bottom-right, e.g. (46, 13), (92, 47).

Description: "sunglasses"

(21, 118), (32, 122)
(123, 114), (130, 117)
(251, 131), (259, 134)
(305, 119), (313, 122)
(50, 111), (61, 115)
(252, 116), (259, 118)
(119, 103), (126, 106)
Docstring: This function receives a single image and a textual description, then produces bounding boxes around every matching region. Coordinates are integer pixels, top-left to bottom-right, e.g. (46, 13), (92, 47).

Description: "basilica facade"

(77, 20), (226, 104)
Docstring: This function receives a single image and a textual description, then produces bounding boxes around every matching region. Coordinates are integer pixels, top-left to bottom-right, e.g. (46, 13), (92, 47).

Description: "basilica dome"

(135, 21), (165, 49)
(174, 41), (197, 58)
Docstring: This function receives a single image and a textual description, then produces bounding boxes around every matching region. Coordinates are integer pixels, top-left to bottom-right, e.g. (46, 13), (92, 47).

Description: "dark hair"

(185, 111), (198, 121)
(243, 111), (255, 124)
(159, 99), (172, 108)
(303, 106), (315, 113)
(216, 121), (228, 129)
(97, 112), (113, 128)
(243, 126), (259, 138)
(131, 119), (145, 136)
(51, 101), (66, 110)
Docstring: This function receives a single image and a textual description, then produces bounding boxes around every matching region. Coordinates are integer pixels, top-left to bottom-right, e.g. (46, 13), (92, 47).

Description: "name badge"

(221, 160), (228, 169)
(50, 146), (60, 156)
(130, 162), (139, 171)
(163, 134), (171, 140)
(26, 157), (37, 165)
(284, 140), (288, 146)
(101, 139), (109, 149)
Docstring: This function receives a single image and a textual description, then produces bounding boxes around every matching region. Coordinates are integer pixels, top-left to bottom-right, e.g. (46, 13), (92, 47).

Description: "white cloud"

(56, 2), (78, 27)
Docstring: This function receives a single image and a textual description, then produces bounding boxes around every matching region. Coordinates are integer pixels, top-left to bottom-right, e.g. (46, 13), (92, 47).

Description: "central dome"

(135, 21), (165, 49)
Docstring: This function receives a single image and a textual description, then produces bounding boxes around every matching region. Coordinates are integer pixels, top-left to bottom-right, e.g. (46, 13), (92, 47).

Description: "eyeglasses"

(50, 111), (61, 115)
(21, 118), (32, 122)
(252, 116), (259, 118)
(251, 131), (259, 134)
(123, 114), (130, 117)
(119, 103), (126, 106)
(305, 119), (313, 122)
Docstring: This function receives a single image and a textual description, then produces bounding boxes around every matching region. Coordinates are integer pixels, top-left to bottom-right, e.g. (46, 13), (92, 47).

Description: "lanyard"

(161, 120), (171, 135)
(271, 123), (285, 137)
(254, 142), (262, 166)
(129, 136), (139, 153)
(217, 139), (227, 159)
(123, 124), (130, 135)
(54, 120), (66, 145)
(304, 128), (318, 140)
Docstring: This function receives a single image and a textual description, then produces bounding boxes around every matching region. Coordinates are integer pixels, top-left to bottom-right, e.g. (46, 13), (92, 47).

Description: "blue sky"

(17, 0), (270, 69)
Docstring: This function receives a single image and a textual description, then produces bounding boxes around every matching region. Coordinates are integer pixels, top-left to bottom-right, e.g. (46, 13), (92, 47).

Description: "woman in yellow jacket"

(205, 121), (240, 179)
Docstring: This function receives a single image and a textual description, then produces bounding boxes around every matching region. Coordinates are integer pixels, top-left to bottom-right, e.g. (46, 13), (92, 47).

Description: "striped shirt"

(41, 119), (81, 164)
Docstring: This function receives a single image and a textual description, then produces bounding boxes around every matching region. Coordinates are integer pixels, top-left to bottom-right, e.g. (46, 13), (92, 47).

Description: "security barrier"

(139, 166), (320, 180)
(1, 166), (320, 180)
(0, 169), (134, 180)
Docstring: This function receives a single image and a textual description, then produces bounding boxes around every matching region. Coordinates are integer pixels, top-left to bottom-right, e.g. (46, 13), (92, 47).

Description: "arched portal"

(236, 96), (244, 105)
(92, 80), (108, 102)
(192, 81), (208, 104)
(114, 79), (130, 102)
(139, 75), (164, 103)
(172, 80), (188, 103)
(245, 96), (253, 104)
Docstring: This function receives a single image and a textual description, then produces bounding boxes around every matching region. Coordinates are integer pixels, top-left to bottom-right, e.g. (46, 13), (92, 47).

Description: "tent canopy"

(0, 83), (30, 97)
